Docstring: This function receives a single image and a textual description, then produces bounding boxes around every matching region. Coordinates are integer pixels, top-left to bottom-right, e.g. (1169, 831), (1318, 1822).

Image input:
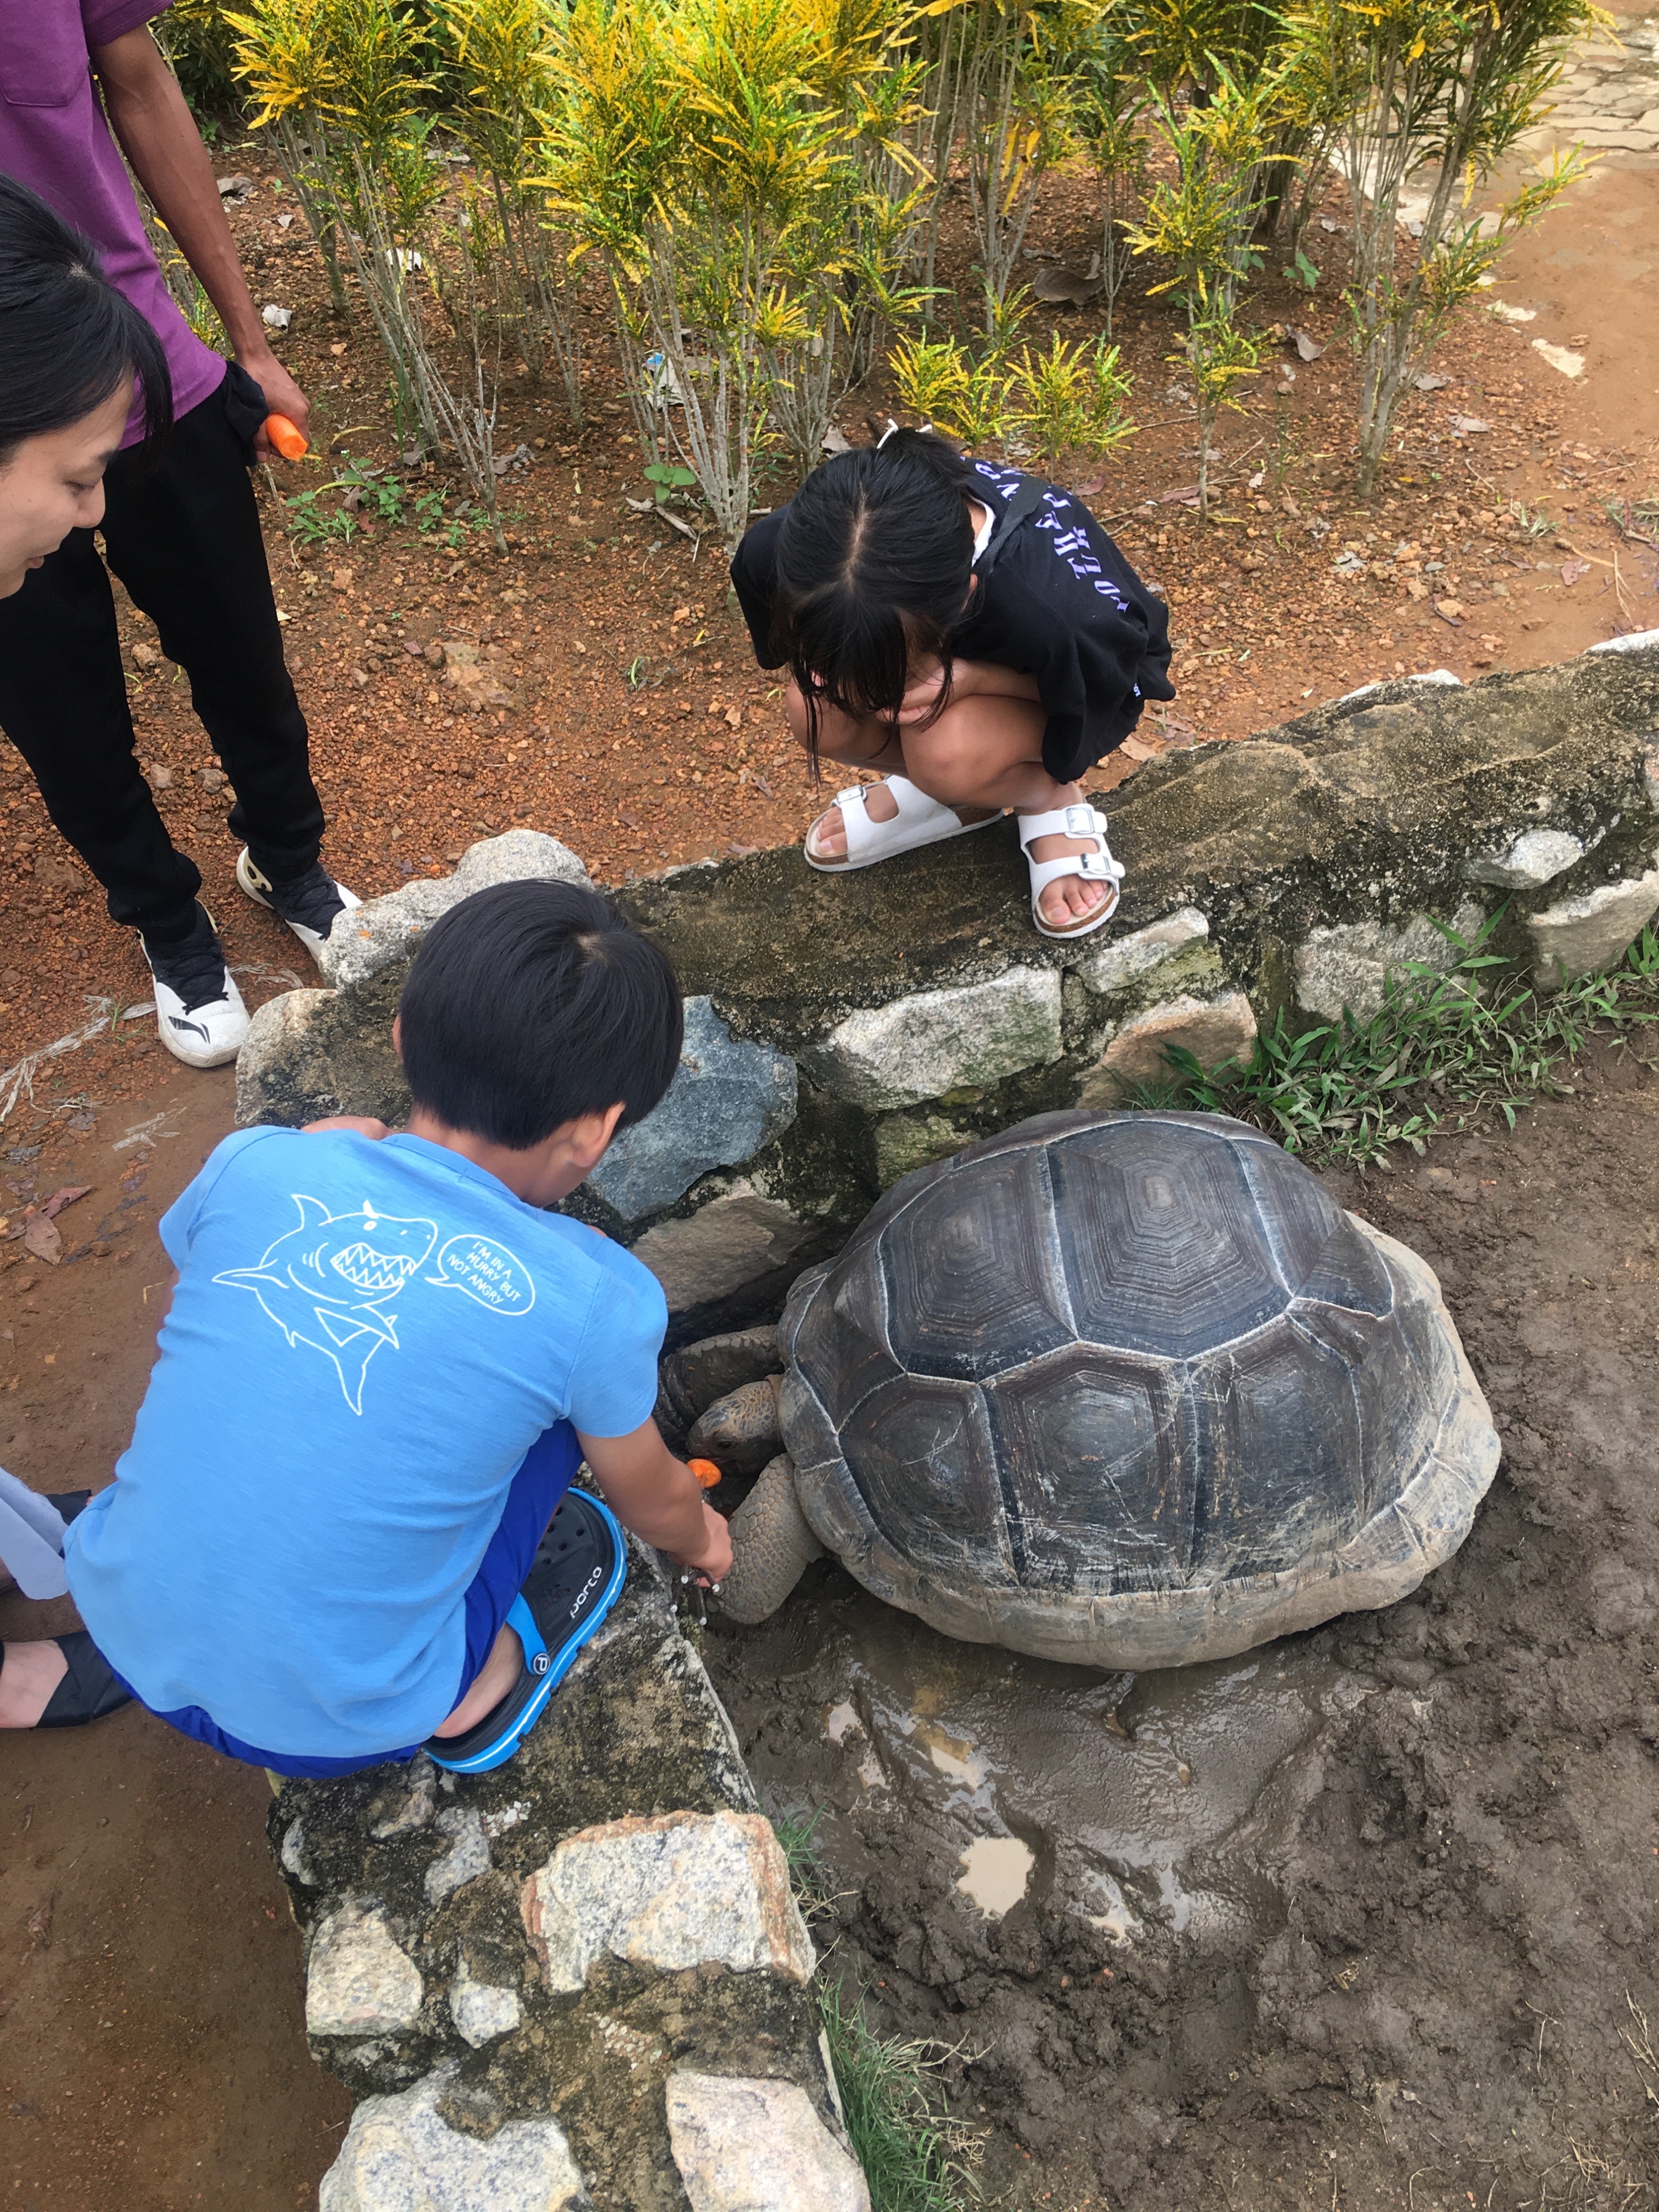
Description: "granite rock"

(1587, 628), (1659, 656)
(1295, 904), (1485, 1021)
(520, 1810), (814, 1994)
(1068, 907), (1209, 997)
(629, 1187), (817, 1314)
(807, 967), (1062, 1111)
(665, 2072), (870, 2212)
(306, 1902), (424, 2038)
(424, 1807), (490, 1906)
(319, 2065), (589, 2211)
(448, 1960), (521, 2048)
(317, 831), (591, 990)
(1463, 828), (1585, 888)
(1527, 860), (1659, 988)
(1077, 992), (1259, 1104)
(587, 999), (797, 1223)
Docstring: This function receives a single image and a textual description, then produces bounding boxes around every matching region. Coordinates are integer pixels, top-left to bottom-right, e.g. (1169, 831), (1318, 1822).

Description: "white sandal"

(804, 776), (1000, 873)
(1019, 804), (1124, 941)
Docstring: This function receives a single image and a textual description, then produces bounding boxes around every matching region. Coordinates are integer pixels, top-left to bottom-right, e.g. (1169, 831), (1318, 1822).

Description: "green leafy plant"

(429, 0), (585, 421)
(1158, 919), (1659, 1167)
(543, 0), (863, 542)
(1288, 245), (1319, 289)
(1007, 331), (1138, 466)
(643, 459), (699, 504)
(1292, 0), (1599, 494)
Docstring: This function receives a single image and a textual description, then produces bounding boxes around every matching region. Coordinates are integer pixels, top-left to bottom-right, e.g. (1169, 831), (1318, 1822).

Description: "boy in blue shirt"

(0, 880), (733, 1775)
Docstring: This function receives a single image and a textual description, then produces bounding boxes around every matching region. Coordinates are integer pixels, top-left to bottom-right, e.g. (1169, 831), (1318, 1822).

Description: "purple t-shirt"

(0, 0), (226, 441)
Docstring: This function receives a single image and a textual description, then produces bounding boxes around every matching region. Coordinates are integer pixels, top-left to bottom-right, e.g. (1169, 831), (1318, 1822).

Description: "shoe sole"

(426, 1490), (628, 1775)
(803, 808), (1000, 874)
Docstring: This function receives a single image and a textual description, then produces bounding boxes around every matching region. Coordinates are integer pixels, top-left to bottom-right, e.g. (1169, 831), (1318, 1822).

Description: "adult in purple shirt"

(0, 1), (357, 1068)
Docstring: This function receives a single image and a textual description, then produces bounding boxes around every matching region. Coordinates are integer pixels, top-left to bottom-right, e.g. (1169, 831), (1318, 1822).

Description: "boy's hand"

(302, 1115), (393, 1138)
(671, 1500), (734, 1586)
(578, 1418), (731, 1571)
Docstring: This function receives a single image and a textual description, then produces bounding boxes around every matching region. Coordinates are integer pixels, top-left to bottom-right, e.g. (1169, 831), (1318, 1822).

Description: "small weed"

(643, 461), (699, 505)
(1286, 247), (1319, 291)
(1507, 497), (1554, 540)
(1161, 919), (1659, 1168)
(773, 1807), (831, 1921)
(284, 488), (358, 546)
(817, 1980), (983, 2212)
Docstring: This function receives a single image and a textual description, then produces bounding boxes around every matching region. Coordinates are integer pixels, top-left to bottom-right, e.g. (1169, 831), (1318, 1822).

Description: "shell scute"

(1047, 1119), (1291, 1360)
(881, 1145), (1074, 1382)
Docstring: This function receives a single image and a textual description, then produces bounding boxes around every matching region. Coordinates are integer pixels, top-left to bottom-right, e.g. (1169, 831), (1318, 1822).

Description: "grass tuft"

(1149, 917), (1659, 1169)
(771, 1814), (982, 2211)
(817, 1979), (984, 2212)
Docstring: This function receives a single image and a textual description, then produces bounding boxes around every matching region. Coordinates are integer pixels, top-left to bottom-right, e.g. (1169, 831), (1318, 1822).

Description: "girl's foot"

(1019, 805), (1124, 940)
(805, 778), (1000, 872)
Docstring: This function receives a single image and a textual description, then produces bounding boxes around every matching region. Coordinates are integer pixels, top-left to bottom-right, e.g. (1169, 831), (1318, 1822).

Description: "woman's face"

(0, 378), (133, 597)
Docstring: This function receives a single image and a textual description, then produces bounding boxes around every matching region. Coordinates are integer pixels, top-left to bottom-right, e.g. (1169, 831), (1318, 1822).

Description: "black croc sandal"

(35, 1631), (133, 1728)
(426, 1488), (626, 1775)
(49, 1490), (92, 1526)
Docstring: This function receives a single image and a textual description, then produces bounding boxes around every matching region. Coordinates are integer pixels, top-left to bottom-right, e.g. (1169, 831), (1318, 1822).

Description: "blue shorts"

(123, 1422), (583, 1779)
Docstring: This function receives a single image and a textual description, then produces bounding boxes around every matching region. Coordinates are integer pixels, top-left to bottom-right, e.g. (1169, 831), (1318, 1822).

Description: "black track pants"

(0, 368), (325, 941)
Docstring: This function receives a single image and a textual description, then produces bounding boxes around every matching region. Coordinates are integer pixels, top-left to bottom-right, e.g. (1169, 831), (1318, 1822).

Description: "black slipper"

(34, 1631), (133, 1728)
(425, 1488), (626, 1774)
(49, 1490), (92, 1526)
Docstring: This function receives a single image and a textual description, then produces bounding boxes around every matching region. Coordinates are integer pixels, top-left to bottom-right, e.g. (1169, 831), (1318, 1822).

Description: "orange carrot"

(688, 1458), (723, 1489)
(264, 413), (308, 460)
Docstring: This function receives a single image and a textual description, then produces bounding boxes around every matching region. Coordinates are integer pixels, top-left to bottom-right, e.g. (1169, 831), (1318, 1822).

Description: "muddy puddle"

(706, 1567), (1365, 1955)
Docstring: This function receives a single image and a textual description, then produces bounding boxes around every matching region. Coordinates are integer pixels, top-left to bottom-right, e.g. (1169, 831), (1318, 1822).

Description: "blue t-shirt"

(64, 1128), (666, 1760)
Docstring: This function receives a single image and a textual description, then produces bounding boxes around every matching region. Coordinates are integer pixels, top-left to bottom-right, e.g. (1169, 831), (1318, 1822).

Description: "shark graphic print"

(213, 1196), (439, 1413)
(210, 1192), (540, 1428)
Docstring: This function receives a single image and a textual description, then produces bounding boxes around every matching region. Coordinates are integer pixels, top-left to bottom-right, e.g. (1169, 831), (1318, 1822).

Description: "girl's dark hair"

(770, 429), (980, 775)
(398, 879), (685, 1151)
(0, 171), (171, 470)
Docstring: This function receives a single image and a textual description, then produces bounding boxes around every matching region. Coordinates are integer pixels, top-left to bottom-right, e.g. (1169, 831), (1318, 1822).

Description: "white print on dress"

(213, 1195), (536, 1414)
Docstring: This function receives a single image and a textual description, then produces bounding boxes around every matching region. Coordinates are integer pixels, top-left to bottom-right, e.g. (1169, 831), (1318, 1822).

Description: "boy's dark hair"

(769, 429), (979, 776)
(0, 172), (171, 469)
(398, 880), (683, 1149)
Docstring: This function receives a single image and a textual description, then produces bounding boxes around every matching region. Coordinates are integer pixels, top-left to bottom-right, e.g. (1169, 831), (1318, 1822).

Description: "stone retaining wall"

(241, 640), (1659, 1347)
(274, 1545), (868, 2210)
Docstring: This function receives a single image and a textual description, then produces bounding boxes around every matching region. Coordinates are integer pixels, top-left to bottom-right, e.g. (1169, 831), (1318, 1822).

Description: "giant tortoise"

(693, 1109), (1498, 1670)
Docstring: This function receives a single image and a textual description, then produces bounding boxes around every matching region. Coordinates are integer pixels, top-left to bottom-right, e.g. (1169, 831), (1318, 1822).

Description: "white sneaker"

(236, 848), (361, 965)
(141, 905), (249, 1070)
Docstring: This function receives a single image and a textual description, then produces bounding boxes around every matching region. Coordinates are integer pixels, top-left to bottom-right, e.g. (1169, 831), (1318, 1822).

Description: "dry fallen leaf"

(23, 1217), (61, 1264)
(1560, 558), (1591, 586)
(1119, 733), (1160, 760)
(40, 1185), (92, 1220)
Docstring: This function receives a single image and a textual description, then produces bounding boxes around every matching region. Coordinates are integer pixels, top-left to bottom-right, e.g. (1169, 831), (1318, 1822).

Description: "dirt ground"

(0, 1070), (352, 2212)
(3, 6), (1657, 1084)
(706, 1037), (1659, 2211)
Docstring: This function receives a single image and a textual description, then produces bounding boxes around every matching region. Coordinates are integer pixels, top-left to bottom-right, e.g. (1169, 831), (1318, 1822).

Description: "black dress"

(730, 458), (1176, 786)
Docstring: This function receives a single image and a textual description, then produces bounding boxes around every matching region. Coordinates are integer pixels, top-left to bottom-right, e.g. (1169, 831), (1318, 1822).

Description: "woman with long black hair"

(0, 171), (171, 595)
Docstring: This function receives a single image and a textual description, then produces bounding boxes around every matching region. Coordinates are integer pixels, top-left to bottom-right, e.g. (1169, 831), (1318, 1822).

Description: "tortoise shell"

(777, 1110), (1498, 1668)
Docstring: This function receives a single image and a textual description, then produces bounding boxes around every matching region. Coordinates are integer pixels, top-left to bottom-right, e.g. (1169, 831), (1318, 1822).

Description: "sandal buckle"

(1063, 804), (1097, 839)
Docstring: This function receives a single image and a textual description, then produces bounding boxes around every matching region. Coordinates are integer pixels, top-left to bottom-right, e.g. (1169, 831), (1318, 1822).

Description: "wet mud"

(705, 1038), (1659, 2211)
